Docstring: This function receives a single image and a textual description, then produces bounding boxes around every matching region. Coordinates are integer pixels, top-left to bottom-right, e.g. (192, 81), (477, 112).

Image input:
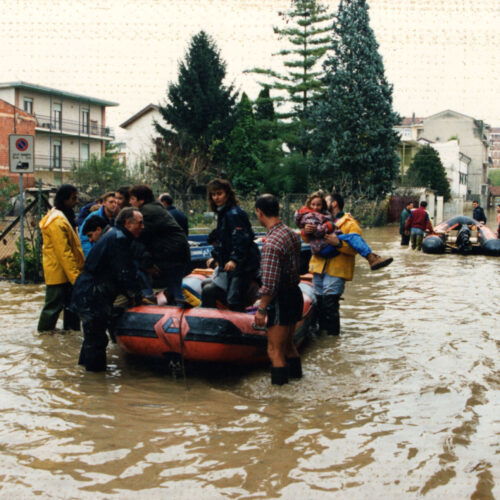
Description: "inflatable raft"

(422, 215), (500, 256)
(115, 272), (316, 364)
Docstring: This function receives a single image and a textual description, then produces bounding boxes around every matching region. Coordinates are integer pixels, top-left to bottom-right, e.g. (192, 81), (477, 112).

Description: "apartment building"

(422, 110), (490, 199)
(0, 82), (118, 185)
(489, 127), (500, 169)
(394, 115), (424, 176)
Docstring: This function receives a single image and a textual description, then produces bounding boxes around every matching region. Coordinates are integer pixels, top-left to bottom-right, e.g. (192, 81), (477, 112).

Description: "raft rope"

(177, 302), (189, 389)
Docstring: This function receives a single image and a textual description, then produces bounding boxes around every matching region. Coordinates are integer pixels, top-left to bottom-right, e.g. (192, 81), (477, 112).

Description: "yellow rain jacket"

(39, 208), (84, 285)
(307, 212), (362, 281)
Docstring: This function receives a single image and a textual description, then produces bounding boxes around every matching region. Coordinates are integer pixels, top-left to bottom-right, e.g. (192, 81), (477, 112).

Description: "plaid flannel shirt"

(259, 222), (301, 297)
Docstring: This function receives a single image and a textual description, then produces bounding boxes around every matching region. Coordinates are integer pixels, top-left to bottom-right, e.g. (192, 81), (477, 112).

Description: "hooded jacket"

(39, 208), (84, 285)
(306, 212), (361, 281)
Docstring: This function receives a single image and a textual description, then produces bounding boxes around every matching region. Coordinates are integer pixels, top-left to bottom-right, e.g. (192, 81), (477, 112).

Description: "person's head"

(472, 200), (479, 208)
(129, 185), (154, 208)
(159, 193), (174, 208)
(406, 201), (414, 210)
(207, 178), (238, 211)
(116, 207), (144, 238)
(82, 215), (108, 243)
(115, 186), (130, 210)
(101, 191), (117, 218)
(255, 194), (280, 225)
(54, 184), (78, 211)
(330, 193), (344, 213)
(306, 191), (327, 213)
(420, 201), (427, 208)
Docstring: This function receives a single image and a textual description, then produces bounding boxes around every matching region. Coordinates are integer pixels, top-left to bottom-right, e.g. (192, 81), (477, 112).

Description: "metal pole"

(19, 173), (25, 284)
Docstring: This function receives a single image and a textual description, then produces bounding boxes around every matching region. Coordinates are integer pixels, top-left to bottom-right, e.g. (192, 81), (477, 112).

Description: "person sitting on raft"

(201, 178), (261, 311)
(295, 191), (393, 271)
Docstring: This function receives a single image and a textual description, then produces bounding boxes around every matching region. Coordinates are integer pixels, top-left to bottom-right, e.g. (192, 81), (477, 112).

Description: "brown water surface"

(0, 225), (499, 499)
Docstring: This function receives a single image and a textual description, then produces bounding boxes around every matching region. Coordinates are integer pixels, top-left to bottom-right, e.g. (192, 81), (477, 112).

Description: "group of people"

(37, 179), (393, 385)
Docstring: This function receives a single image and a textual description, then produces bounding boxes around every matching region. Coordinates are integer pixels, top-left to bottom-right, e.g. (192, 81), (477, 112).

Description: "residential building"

(430, 140), (470, 200)
(394, 115), (425, 176)
(119, 104), (161, 169)
(422, 110), (490, 199)
(489, 127), (500, 169)
(0, 81), (118, 185)
(0, 98), (37, 186)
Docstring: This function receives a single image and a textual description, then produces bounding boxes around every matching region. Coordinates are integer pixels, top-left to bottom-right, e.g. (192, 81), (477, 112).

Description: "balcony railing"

(35, 114), (114, 139)
(34, 154), (86, 172)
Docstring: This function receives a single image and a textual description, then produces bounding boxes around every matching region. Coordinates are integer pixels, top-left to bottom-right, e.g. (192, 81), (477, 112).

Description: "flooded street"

(0, 224), (498, 499)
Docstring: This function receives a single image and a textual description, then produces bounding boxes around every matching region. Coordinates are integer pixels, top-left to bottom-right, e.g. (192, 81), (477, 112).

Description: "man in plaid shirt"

(254, 194), (304, 386)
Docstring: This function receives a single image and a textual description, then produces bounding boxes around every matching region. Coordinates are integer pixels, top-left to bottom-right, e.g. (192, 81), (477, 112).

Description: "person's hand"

(304, 224), (315, 234)
(254, 309), (267, 328)
(324, 233), (340, 246)
(224, 260), (237, 272)
(206, 258), (216, 269)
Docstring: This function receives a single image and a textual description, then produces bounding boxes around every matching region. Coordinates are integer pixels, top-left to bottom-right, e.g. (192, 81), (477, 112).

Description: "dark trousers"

(38, 283), (80, 331)
(400, 233), (410, 246)
(153, 264), (186, 305)
(79, 316), (109, 372)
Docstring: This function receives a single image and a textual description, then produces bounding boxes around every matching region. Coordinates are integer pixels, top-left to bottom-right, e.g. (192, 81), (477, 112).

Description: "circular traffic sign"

(15, 138), (29, 152)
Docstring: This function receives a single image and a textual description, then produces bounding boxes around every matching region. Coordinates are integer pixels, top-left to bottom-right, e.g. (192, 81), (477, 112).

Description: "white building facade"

(0, 81), (118, 185)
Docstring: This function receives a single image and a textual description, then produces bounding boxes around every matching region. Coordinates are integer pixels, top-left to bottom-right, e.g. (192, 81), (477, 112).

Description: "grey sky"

(1, 0), (498, 137)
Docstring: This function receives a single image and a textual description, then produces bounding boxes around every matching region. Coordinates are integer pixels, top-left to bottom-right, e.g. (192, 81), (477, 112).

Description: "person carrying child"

(295, 191), (393, 271)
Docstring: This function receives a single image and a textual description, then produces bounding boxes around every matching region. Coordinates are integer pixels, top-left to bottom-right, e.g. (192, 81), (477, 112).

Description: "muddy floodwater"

(0, 224), (499, 499)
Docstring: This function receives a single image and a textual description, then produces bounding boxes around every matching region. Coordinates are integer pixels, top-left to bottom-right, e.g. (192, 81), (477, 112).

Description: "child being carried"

(295, 191), (393, 271)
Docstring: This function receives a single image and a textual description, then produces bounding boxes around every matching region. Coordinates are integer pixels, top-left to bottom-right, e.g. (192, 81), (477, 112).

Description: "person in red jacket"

(405, 201), (433, 251)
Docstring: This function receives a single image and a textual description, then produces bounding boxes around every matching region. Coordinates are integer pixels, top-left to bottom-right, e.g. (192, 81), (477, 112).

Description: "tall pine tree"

(154, 31), (237, 190)
(247, 0), (333, 156)
(405, 145), (451, 201)
(310, 0), (400, 199)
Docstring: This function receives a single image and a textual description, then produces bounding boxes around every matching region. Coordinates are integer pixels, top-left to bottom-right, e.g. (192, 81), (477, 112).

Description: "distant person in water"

(38, 184), (84, 332)
(399, 201), (414, 246)
(405, 200), (433, 251)
(472, 200), (487, 224)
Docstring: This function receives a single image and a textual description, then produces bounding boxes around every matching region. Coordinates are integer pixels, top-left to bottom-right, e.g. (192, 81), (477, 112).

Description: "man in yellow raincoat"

(37, 185), (84, 331)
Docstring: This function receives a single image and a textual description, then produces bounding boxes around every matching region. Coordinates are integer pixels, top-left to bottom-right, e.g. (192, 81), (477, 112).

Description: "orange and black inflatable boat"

(115, 272), (316, 364)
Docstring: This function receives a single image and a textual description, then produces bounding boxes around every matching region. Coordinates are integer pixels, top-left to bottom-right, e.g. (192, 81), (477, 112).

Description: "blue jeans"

(312, 273), (345, 297)
(339, 233), (372, 258)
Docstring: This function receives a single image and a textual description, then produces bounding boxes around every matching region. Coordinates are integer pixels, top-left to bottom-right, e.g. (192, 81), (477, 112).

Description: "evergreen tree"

(405, 145), (452, 201)
(155, 31), (237, 189)
(225, 94), (262, 195)
(310, 0), (400, 199)
(247, 0), (333, 157)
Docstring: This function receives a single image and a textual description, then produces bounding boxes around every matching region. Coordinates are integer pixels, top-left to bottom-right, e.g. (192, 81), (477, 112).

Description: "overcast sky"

(1, 0), (498, 138)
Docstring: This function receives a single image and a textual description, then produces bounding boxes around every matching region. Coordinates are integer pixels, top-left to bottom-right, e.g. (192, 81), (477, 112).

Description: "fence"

(0, 184), (50, 283)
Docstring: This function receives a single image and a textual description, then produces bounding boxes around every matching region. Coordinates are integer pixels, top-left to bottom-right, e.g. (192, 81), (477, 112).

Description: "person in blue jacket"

(78, 192), (117, 256)
(72, 207), (146, 372)
(202, 178), (260, 311)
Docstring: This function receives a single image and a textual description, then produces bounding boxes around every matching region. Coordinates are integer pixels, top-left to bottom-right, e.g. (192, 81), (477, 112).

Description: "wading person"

(72, 208), (146, 372)
(304, 193), (361, 336)
(129, 185), (190, 305)
(472, 200), (487, 224)
(38, 184), (84, 332)
(405, 200), (433, 251)
(296, 191), (392, 270)
(399, 201), (414, 246)
(254, 194), (303, 386)
(201, 179), (260, 311)
(79, 191), (117, 256)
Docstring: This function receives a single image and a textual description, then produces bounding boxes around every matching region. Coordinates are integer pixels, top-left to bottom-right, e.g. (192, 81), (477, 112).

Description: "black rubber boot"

(323, 294), (341, 336)
(271, 367), (289, 386)
(287, 357), (303, 379)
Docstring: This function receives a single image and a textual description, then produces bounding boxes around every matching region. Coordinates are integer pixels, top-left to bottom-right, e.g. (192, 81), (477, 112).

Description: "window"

(23, 98), (33, 114)
(81, 109), (89, 134)
(90, 119), (98, 135)
(52, 140), (61, 169)
(80, 143), (89, 163)
(52, 103), (62, 130)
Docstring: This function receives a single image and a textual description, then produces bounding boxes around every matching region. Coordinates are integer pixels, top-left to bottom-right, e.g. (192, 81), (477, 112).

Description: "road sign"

(9, 134), (34, 173)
